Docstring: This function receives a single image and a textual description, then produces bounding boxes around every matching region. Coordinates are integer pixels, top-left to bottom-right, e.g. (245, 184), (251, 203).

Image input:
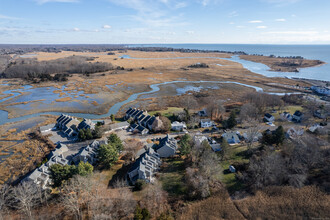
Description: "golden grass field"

(0, 50), (313, 119)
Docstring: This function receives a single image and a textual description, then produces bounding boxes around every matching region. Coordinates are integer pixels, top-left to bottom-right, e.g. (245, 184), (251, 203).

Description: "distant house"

(56, 114), (96, 137)
(292, 111), (303, 123)
(154, 135), (178, 157)
(40, 124), (55, 134)
(208, 137), (221, 152)
(47, 143), (69, 160)
(222, 132), (240, 144)
(311, 86), (330, 96)
(140, 115), (152, 127)
(314, 109), (327, 119)
(72, 140), (105, 165)
(280, 112), (292, 121)
(308, 124), (323, 133)
(130, 123), (149, 135)
(24, 153), (69, 189)
(127, 148), (161, 184)
(286, 127), (304, 139)
(78, 118), (96, 131)
(198, 109), (208, 117)
(229, 165), (236, 173)
(193, 135), (208, 146)
(125, 108), (148, 121)
(56, 114), (80, 137)
(264, 113), (275, 122)
(242, 132), (262, 142)
(193, 135), (221, 152)
(107, 121), (130, 133)
(200, 119), (214, 128)
(171, 121), (187, 131)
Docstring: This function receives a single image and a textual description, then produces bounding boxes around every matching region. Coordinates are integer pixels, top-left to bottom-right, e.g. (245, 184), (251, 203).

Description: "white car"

(266, 122), (275, 126)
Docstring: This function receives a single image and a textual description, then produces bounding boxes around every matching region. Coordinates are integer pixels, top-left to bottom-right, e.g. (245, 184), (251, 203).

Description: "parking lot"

(44, 129), (77, 145)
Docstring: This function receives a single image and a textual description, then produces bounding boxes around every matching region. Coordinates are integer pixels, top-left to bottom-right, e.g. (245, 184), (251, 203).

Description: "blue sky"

(0, 0), (329, 44)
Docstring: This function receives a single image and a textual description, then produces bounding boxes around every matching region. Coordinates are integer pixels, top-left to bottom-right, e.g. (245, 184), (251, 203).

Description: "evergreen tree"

(77, 161), (93, 176)
(226, 111), (237, 129)
(110, 114), (115, 122)
(134, 206), (143, 220)
(179, 134), (193, 156)
(97, 144), (119, 169)
(219, 138), (230, 160)
(78, 129), (86, 140)
(50, 164), (77, 187)
(92, 126), (102, 139)
(274, 125), (285, 145)
(85, 128), (93, 140)
(108, 133), (124, 152)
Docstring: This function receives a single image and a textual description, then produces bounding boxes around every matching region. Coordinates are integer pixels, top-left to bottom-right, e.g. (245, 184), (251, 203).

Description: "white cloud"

(229, 22), (235, 25)
(175, 2), (187, 9)
(186, 30), (195, 34)
(73, 27), (80, 32)
(236, 26), (245, 28)
(228, 11), (238, 17)
(249, 20), (263, 23)
(0, 14), (20, 20)
(103, 25), (112, 29)
(107, 0), (187, 27)
(260, 0), (301, 6)
(35, 0), (79, 4)
(197, 0), (224, 6)
(264, 31), (318, 35)
(275, 18), (286, 22)
(257, 26), (267, 29)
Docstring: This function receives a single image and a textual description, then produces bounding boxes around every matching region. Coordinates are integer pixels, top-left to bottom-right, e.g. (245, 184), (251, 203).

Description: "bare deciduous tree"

(244, 120), (262, 149)
(140, 181), (169, 217)
(10, 181), (40, 220)
(0, 185), (10, 220)
(60, 175), (93, 220)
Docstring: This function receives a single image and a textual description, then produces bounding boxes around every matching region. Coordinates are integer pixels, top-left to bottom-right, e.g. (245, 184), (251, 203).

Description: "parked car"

(266, 122), (275, 126)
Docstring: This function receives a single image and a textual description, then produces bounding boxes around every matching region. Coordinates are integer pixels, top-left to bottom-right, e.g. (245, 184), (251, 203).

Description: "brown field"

(0, 50), (313, 119)
(177, 186), (330, 219)
(0, 115), (57, 184)
(55, 97), (72, 102)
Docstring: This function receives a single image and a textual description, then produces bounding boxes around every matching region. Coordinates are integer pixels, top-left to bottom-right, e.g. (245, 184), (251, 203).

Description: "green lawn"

(149, 107), (184, 118)
(158, 157), (187, 197)
(220, 145), (248, 193)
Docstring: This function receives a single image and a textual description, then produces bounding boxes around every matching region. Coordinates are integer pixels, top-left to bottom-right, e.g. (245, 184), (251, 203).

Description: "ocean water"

(130, 44), (330, 81)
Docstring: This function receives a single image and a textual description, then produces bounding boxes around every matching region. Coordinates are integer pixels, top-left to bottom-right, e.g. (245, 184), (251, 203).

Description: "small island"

(240, 54), (325, 72)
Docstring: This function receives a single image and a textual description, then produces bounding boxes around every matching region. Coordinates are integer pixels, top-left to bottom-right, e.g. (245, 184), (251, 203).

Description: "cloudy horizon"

(0, 0), (329, 44)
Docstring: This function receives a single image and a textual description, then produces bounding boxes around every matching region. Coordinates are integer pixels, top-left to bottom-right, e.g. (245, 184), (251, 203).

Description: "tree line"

(0, 56), (113, 81)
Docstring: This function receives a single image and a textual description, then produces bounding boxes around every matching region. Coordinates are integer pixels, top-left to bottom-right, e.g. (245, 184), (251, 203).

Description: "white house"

(280, 112), (292, 121)
(171, 121), (187, 131)
(286, 127), (304, 139)
(264, 113), (275, 122)
(193, 135), (208, 146)
(309, 124), (323, 133)
(200, 119), (214, 128)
